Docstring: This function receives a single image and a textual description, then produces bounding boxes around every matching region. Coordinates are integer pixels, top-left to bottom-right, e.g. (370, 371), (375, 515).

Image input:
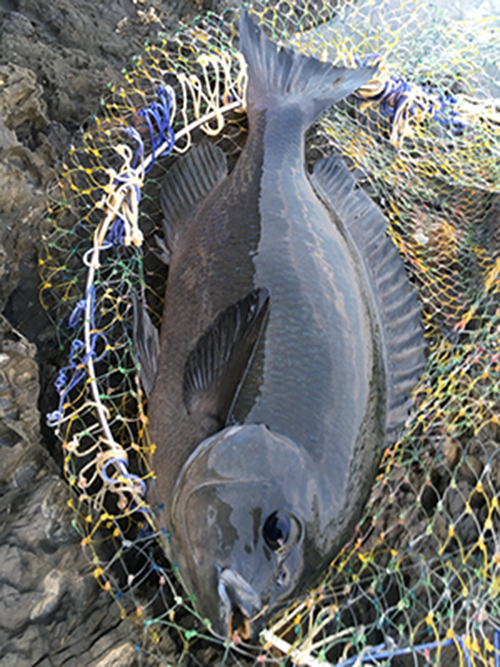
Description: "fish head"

(169, 423), (315, 639)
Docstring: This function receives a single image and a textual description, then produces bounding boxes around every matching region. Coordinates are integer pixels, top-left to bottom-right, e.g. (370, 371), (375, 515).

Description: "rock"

(0, 316), (39, 463)
(439, 433), (461, 469)
(0, 63), (48, 131)
(457, 453), (484, 486)
(0, 317), (140, 666)
(93, 643), (136, 667)
(0, 65), (53, 316)
(0, 0), (210, 131)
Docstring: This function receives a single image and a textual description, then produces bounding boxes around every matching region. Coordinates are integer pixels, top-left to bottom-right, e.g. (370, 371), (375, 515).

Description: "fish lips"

(216, 553), (305, 639)
(217, 566), (263, 639)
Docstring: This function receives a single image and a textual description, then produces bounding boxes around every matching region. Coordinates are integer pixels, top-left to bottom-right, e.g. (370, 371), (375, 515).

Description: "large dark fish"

(136, 11), (425, 639)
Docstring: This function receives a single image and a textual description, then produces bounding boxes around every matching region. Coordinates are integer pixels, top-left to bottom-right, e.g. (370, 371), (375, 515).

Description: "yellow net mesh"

(39, 0), (500, 663)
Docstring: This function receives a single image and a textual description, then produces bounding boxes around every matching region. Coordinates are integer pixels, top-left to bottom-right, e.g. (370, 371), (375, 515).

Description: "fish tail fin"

(239, 11), (377, 125)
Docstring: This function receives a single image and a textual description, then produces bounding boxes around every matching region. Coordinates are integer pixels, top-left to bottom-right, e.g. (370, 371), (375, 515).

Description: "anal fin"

(132, 290), (160, 396)
(311, 156), (426, 444)
(183, 288), (270, 428)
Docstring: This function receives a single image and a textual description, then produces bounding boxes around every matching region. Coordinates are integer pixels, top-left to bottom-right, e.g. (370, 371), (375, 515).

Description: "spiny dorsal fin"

(183, 288), (270, 428)
(160, 141), (227, 254)
(311, 156), (426, 443)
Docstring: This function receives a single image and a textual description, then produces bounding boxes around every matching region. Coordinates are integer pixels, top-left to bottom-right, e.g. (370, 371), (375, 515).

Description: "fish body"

(140, 12), (425, 638)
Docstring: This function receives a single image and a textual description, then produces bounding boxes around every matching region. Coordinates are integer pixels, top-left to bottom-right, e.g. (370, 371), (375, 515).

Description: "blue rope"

(354, 62), (466, 141)
(47, 363), (87, 427)
(125, 126), (144, 172)
(137, 85), (175, 172)
(421, 85), (466, 133)
(49, 87), (176, 498)
(104, 86), (175, 248)
(336, 636), (472, 666)
(101, 457), (147, 497)
(105, 216), (125, 246)
(47, 337), (87, 426)
(458, 636), (473, 667)
(47, 286), (107, 425)
(68, 299), (86, 328)
(49, 281), (148, 503)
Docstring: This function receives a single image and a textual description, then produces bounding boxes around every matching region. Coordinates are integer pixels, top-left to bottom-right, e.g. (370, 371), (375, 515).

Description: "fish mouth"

(217, 567), (267, 640)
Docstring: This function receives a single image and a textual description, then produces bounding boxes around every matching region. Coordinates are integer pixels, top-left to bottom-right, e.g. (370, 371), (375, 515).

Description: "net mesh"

(39, 0), (500, 664)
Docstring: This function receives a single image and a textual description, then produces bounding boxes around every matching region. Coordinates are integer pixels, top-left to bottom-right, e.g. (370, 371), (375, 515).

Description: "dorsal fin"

(183, 288), (270, 429)
(311, 156), (426, 443)
(160, 141), (227, 255)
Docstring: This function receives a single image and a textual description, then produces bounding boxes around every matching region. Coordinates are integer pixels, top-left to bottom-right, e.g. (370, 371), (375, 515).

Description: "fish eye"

(262, 510), (300, 553)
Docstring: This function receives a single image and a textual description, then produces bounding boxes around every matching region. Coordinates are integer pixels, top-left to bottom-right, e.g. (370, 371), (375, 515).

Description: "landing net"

(39, 0), (500, 664)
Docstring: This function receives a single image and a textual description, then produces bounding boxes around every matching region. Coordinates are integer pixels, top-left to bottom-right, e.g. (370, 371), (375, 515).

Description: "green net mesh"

(39, 0), (500, 663)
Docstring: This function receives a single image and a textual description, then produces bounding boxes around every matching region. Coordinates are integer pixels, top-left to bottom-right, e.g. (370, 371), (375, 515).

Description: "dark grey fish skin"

(141, 11), (425, 639)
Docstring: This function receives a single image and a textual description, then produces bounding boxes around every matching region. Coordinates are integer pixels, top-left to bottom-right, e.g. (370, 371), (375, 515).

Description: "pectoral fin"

(183, 288), (270, 428)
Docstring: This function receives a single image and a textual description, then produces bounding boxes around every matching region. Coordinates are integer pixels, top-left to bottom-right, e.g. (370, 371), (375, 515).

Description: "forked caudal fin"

(239, 10), (378, 125)
(311, 156), (427, 444)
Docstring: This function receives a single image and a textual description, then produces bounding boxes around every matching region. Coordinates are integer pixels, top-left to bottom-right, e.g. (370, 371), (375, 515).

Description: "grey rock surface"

(0, 316), (139, 666)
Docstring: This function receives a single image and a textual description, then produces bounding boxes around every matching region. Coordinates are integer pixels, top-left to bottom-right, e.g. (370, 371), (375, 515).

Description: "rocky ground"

(0, 1), (228, 665)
